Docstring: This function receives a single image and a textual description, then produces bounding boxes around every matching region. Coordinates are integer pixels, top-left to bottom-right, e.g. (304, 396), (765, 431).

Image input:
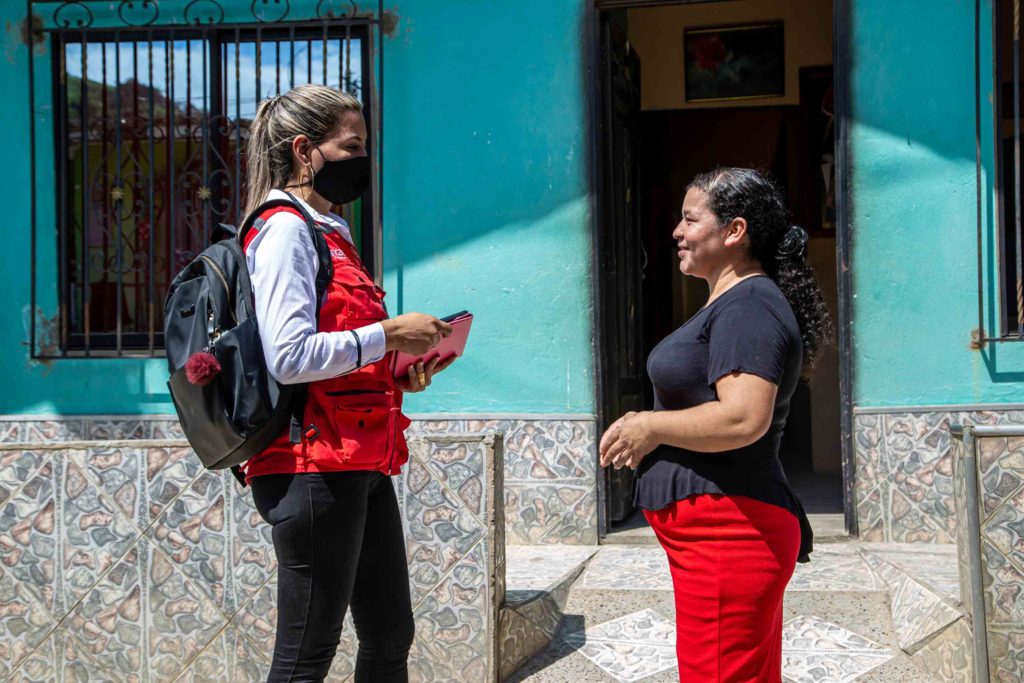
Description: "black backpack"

(164, 196), (332, 484)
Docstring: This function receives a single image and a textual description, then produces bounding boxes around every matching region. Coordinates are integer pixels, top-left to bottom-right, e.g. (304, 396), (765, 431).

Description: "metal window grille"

(993, 0), (1024, 341)
(27, 1), (383, 358)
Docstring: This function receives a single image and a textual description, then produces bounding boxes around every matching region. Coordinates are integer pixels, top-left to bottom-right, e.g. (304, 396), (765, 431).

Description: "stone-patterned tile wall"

(952, 431), (1024, 681)
(498, 545), (597, 678)
(0, 418), (505, 683)
(0, 415), (599, 547)
(857, 546), (963, 647)
(400, 435), (504, 683)
(0, 445), (277, 683)
(853, 408), (1024, 543)
(909, 618), (974, 683)
(407, 418), (598, 545)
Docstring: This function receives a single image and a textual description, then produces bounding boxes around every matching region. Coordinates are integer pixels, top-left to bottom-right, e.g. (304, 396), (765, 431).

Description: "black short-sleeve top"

(632, 275), (813, 562)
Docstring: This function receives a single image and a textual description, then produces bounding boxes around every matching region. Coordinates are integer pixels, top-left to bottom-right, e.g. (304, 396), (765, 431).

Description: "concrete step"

(602, 513), (659, 546)
(785, 544), (937, 683)
(856, 543), (971, 682)
(808, 512), (851, 543)
(498, 545), (599, 680)
(603, 512), (851, 546)
(505, 543), (962, 682)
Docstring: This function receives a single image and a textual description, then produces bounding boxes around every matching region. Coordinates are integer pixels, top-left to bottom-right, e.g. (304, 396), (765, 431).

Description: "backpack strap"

(211, 222), (237, 243)
(237, 194), (335, 448)
(230, 464), (247, 488)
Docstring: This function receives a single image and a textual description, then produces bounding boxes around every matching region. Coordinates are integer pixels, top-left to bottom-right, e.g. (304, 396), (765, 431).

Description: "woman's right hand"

(381, 313), (453, 356)
(599, 412), (639, 462)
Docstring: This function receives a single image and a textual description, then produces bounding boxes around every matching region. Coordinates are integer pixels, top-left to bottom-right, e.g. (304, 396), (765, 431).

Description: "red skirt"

(644, 494), (800, 683)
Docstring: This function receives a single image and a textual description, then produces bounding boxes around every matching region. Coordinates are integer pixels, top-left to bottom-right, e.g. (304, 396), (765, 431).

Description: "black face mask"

(310, 149), (370, 205)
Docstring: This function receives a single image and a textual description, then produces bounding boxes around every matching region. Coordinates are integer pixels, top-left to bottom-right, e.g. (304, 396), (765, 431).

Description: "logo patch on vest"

(330, 248), (347, 260)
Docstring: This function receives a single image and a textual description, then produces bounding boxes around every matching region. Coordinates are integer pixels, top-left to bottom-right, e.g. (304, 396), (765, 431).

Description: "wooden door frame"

(585, 0), (858, 538)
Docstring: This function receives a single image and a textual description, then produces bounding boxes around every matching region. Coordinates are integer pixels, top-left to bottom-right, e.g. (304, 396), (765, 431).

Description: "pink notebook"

(392, 312), (473, 379)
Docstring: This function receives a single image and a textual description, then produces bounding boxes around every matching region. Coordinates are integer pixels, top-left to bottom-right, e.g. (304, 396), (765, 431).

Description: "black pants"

(251, 471), (414, 683)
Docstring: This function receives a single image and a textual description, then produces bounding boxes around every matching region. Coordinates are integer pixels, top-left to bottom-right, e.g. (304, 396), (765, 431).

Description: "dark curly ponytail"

(687, 167), (833, 370)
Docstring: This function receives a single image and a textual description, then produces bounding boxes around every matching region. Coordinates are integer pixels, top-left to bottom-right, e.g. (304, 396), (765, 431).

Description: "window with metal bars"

(998, 0), (1024, 336)
(47, 21), (373, 356)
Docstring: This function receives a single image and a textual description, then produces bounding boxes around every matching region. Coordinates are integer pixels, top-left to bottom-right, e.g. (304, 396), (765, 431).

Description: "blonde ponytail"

(243, 85), (362, 218)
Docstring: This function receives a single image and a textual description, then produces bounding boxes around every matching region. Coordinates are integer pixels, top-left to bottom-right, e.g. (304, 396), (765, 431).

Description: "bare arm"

(599, 372), (778, 469)
(649, 372), (777, 451)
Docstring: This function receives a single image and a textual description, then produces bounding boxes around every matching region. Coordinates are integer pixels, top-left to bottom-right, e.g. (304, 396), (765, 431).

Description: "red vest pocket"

(327, 391), (396, 468)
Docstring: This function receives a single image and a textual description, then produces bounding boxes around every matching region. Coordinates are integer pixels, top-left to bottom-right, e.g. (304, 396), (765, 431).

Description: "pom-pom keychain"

(185, 351), (221, 386)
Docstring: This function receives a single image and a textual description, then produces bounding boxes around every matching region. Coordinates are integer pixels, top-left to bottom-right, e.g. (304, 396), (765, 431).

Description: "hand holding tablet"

(392, 311), (473, 379)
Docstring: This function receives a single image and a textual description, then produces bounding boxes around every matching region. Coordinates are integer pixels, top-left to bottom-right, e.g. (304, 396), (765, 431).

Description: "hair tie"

(776, 225), (808, 260)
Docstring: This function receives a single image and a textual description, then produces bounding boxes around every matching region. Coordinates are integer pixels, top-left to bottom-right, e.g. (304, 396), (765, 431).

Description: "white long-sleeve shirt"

(245, 190), (386, 385)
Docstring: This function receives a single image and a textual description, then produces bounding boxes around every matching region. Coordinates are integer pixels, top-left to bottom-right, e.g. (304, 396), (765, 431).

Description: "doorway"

(592, 0), (851, 536)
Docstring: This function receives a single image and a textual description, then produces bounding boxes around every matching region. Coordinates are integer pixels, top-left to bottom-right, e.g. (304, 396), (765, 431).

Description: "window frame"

(30, 14), (379, 359)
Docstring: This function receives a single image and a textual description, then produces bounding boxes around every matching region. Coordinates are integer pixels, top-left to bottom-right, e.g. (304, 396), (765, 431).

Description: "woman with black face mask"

(240, 85), (455, 682)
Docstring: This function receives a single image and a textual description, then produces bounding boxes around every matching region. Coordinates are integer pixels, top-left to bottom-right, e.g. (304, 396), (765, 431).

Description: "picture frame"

(684, 22), (785, 103)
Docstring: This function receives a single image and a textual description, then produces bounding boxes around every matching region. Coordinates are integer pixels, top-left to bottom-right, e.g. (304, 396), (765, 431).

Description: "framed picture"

(684, 23), (785, 103)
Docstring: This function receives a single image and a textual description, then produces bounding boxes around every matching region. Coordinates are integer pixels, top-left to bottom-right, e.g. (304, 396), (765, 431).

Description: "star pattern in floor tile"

(787, 545), (884, 592)
(563, 609), (677, 682)
(579, 547), (672, 591)
(782, 615), (895, 683)
(505, 545), (599, 604)
(558, 611), (899, 683)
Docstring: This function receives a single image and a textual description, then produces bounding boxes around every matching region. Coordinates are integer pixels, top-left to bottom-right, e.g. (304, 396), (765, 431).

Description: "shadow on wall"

(847, 0), (1024, 399)
(7, 0), (1016, 411)
(3, 0), (595, 416)
(9, 195), (595, 417)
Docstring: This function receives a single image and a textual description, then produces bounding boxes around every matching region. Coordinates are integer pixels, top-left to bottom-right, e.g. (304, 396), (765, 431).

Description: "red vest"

(242, 207), (409, 482)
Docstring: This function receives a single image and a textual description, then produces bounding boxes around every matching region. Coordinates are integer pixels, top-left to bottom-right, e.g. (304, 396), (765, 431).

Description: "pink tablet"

(392, 312), (473, 379)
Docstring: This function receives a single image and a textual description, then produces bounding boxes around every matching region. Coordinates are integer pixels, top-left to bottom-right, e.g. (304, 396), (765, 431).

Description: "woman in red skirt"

(600, 168), (831, 682)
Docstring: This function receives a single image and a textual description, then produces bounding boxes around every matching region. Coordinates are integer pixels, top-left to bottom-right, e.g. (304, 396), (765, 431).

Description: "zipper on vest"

(386, 394), (399, 475)
(197, 255), (237, 324)
(385, 410), (394, 475)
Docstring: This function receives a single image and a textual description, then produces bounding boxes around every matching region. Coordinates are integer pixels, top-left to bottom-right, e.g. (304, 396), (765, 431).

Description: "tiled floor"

(858, 543), (960, 601)
(554, 611), (897, 683)
(562, 609), (677, 682)
(505, 545), (599, 603)
(788, 543), (885, 592)
(859, 547), (962, 653)
(578, 546), (671, 591)
(782, 615), (896, 683)
(501, 545), (602, 678)
(510, 542), (965, 682)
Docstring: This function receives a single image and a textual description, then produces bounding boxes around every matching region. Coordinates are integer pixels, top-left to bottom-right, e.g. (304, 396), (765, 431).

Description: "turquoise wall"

(381, 1), (593, 414)
(849, 0), (1021, 407)
(0, 0), (594, 416)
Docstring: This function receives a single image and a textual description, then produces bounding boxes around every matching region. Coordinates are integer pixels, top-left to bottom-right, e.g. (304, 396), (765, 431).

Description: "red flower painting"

(685, 23), (785, 102)
(692, 36), (728, 72)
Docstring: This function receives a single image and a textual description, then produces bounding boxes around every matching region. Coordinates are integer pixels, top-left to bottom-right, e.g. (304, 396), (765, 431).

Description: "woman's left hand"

(599, 411), (658, 470)
(396, 355), (457, 393)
